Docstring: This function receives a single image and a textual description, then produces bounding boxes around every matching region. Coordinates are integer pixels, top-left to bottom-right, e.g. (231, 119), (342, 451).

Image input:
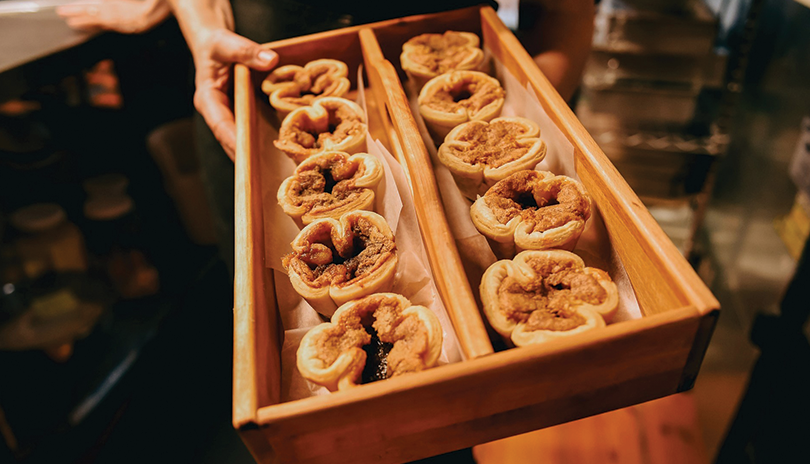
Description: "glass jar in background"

(0, 272), (105, 362)
(84, 194), (159, 299)
(0, 281), (27, 326)
(82, 173), (129, 198)
(2, 205), (105, 362)
(9, 203), (88, 280)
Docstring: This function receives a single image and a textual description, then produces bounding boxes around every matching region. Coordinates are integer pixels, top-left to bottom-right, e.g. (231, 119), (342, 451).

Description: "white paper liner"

(260, 69), (463, 402)
(406, 49), (642, 324)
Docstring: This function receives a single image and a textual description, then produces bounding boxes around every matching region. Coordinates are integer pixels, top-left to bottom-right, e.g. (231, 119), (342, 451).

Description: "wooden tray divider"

(357, 29), (409, 178)
(358, 28), (493, 359)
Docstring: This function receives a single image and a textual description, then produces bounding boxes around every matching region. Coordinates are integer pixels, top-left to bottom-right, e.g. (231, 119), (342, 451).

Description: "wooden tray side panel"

(254, 311), (699, 464)
(233, 63), (283, 430)
(267, 369), (680, 464)
(479, 7), (718, 316)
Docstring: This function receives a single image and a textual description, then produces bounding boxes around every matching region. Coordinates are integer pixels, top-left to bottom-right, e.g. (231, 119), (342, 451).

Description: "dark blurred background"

(0, 0), (809, 463)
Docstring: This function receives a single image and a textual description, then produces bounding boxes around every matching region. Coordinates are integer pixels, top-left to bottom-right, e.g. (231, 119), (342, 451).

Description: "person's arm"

(166, 0), (278, 159)
(57, 0), (172, 34)
(521, 0), (594, 102)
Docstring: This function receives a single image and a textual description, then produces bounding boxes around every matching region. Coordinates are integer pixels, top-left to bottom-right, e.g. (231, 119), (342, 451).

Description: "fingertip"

(257, 50), (279, 70)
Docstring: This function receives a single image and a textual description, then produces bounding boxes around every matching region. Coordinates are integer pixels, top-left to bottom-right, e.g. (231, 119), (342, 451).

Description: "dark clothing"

(232, 0), (497, 43)
(197, 0), (494, 276)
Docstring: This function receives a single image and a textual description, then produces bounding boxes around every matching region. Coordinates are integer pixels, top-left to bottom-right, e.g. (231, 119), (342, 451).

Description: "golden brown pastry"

(274, 97), (367, 164)
(418, 71), (505, 145)
(296, 293), (443, 391)
(470, 170), (592, 259)
(437, 117), (547, 200)
(277, 151), (384, 227)
(480, 250), (618, 347)
(400, 31), (486, 89)
(261, 59), (351, 117)
(283, 211), (397, 317)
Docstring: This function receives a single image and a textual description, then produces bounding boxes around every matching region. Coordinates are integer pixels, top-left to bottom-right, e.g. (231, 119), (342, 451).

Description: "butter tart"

(283, 211), (398, 317)
(274, 97), (367, 164)
(400, 31), (486, 89)
(470, 170), (592, 259)
(418, 71), (505, 145)
(480, 250), (618, 347)
(297, 293), (443, 391)
(277, 151), (384, 227)
(438, 117), (547, 200)
(261, 59), (350, 117)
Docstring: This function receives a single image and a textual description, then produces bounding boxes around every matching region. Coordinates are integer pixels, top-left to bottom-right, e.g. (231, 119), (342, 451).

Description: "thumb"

(213, 31), (278, 70)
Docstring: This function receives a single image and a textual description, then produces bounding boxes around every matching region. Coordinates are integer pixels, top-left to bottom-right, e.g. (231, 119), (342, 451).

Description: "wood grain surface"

(474, 392), (709, 464)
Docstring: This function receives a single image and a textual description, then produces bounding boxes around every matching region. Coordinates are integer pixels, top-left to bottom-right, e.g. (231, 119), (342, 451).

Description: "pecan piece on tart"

(471, 170), (592, 259)
(274, 96), (367, 164)
(283, 211), (397, 317)
(438, 117), (546, 200)
(297, 293), (443, 391)
(261, 59), (350, 117)
(417, 71), (505, 146)
(480, 250), (618, 347)
(277, 151), (384, 227)
(400, 31), (486, 89)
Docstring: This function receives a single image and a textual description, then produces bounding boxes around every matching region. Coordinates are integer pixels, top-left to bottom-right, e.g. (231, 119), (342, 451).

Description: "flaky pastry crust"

(480, 250), (618, 347)
(274, 97), (367, 164)
(400, 31), (486, 89)
(277, 151), (384, 227)
(471, 170), (592, 259)
(282, 211), (397, 317)
(418, 71), (505, 145)
(296, 293), (443, 391)
(261, 59), (350, 117)
(438, 117), (547, 200)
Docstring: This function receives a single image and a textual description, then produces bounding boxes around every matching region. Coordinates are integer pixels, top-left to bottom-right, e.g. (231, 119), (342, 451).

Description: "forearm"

(164, 0), (277, 160)
(522, 0), (594, 101)
(165, 0), (234, 57)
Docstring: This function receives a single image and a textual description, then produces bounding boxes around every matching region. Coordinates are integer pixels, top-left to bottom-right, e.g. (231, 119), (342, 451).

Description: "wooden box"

(233, 6), (719, 464)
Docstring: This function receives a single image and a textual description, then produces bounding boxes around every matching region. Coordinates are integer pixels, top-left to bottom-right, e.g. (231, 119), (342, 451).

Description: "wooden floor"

(474, 392), (710, 464)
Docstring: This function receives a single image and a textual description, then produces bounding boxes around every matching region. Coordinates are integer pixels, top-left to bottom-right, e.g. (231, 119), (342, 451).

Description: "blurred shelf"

(594, 0), (718, 56)
(0, 246), (222, 463)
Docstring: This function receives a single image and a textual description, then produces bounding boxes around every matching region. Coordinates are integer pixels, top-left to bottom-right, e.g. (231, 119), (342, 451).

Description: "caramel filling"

(314, 295), (430, 383)
(447, 120), (531, 168)
(406, 32), (478, 74)
(497, 256), (606, 332)
(289, 154), (364, 212)
(280, 104), (364, 152)
(284, 217), (396, 287)
(484, 171), (589, 232)
(423, 78), (504, 115)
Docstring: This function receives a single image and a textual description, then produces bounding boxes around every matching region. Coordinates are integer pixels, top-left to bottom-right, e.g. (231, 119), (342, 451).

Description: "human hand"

(57, 0), (172, 34)
(192, 29), (278, 160)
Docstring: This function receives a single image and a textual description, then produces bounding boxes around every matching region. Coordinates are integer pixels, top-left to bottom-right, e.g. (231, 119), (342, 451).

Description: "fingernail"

(258, 50), (276, 63)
